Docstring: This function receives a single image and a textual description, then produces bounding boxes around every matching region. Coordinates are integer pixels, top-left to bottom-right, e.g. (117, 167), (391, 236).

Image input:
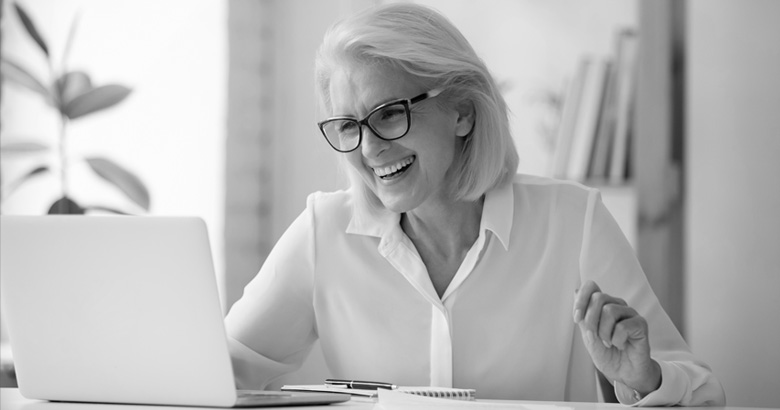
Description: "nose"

(360, 125), (390, 158)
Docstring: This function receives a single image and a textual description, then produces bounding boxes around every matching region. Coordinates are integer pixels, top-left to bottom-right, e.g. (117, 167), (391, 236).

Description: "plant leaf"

(82, 205), (132, 215)
(0, 141), (50, 155)
(4, 165), (49, 198)
(85, 157), (150, 210)
(56, 71), (92, 109)
(13, 2), (49, 57)
(48, 196), (85, 214)
(19, 165), (49, 183)
(62, 84), (132, 120)
(1, 58), (52, 100)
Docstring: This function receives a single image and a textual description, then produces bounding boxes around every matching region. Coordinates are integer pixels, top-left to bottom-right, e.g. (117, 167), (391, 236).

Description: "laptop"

(0, 215), (348, 407)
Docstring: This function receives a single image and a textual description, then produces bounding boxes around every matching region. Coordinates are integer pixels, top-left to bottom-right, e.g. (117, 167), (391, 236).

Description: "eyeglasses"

(318, 88), (443, 153)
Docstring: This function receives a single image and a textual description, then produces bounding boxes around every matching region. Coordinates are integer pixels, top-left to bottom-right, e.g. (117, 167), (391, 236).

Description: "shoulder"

(304, 189), (354, 230)
(505, 175), (606, 259)
(274, 189), (354, 256)
(506, 174), (603, 238)
(510, 173), (598, 213)
(306, 189), (352, 210)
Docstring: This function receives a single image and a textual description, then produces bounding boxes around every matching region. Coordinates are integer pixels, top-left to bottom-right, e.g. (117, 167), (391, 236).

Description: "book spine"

(551, 59), (588, 179)
(609, 29), (639, 184)
(567, 57), (610, 181)
(589, 58), (619, 181)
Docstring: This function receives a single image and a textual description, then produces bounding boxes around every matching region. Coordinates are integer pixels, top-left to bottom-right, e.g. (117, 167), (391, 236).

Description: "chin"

(360, 171), (430, 214)
(376, 191), (424, 214)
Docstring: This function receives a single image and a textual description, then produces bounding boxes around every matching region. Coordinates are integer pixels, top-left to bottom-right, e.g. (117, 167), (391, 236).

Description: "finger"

(573, 280), (600, 323)
(597, 303), (635, 348)
(611, 315), (649, 350)
(582, 291), (626, 335)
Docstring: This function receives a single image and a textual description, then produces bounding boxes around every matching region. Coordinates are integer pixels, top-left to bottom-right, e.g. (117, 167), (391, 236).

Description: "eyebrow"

(332, 95), (406, 119)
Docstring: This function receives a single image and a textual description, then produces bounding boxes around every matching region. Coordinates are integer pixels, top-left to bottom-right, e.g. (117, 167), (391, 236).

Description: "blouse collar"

(346, 180), (514, 251)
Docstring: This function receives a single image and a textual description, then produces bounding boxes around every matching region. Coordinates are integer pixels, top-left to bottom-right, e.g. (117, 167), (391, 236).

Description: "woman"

(225, 3), (725, 406)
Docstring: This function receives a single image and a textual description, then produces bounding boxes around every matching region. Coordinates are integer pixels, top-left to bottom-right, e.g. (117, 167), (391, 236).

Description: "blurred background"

(1, 0), (778, 407)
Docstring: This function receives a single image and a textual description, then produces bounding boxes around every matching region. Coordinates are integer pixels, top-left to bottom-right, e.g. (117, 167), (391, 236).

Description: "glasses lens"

(368, 103), (409, 140)
(321, 119), (360, 151)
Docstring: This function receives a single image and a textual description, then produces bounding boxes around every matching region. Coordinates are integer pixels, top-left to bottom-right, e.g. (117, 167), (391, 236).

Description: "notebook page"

(375, 389), (576, 410)
(396, 386), (475, 400)
(282, 384), (474, 399)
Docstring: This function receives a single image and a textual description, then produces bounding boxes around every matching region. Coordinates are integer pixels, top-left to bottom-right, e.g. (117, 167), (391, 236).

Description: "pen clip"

(324, 379), (349, 387)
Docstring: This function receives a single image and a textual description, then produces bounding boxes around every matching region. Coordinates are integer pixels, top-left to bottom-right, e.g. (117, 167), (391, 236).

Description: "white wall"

(269, 0), (356, 240)
(686, 0), (780, 407)
(1, 0), (226, 334)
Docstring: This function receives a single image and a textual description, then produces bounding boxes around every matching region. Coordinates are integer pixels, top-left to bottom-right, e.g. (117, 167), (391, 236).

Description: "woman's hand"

(573, 280), (661, 397)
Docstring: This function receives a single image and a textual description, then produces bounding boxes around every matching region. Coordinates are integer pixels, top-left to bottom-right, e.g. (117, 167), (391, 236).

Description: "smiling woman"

(223, 3), (724, 406)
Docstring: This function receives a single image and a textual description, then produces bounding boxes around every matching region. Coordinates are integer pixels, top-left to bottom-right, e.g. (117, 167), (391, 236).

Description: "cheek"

(420, 131), (459, 172)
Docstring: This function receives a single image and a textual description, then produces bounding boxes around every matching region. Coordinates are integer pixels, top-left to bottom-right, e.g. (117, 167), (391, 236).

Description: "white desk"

(0, 388), (771, 410)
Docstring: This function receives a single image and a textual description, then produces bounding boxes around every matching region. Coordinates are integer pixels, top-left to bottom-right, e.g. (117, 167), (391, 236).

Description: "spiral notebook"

(281, 384), (476, 401)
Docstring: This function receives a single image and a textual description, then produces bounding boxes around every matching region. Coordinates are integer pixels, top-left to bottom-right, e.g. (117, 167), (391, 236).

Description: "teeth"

(373, 157), (414, 177)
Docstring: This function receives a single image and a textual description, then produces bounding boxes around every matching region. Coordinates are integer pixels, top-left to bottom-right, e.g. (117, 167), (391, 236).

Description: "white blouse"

(224, 174), (725, 406)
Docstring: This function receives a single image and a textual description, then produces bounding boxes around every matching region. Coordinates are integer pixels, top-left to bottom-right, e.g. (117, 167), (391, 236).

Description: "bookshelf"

(553, 30), (638, 186)
(550, 1), (686, 332)
(551, 25), (639, 254)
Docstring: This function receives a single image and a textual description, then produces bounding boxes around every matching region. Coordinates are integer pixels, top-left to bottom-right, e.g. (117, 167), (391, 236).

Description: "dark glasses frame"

(317, 88), (444, 153)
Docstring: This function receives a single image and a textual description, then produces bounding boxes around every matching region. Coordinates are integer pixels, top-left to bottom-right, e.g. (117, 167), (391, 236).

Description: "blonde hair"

(315, 3), (518, 207)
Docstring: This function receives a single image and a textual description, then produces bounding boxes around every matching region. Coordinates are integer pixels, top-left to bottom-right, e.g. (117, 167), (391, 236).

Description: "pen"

(325, 378), (397, 390)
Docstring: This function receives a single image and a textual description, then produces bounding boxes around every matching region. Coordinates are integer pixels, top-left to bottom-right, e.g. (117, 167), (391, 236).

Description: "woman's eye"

(338, 121), (358, 134)
(377, 106), (406, 122)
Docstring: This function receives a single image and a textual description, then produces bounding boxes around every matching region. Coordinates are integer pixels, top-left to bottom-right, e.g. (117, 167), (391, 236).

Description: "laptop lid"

(1, 216), (241, 407)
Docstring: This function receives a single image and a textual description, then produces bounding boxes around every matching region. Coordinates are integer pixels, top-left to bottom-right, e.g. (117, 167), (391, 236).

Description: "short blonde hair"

(315, 3), (518, 206)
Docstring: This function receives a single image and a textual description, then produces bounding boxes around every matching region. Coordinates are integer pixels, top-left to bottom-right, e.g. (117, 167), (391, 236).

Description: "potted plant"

(1, 2), (150, 214)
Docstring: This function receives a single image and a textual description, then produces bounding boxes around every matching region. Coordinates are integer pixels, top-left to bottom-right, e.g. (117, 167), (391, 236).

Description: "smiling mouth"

(372, 156), (415, 180)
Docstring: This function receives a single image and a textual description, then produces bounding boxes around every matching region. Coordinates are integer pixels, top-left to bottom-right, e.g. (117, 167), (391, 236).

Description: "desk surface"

(0, 388), (771, 410)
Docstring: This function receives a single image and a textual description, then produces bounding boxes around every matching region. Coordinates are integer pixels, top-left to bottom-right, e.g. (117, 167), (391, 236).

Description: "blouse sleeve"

(579, 190), (726, 406)
(224, 194), (319, 390)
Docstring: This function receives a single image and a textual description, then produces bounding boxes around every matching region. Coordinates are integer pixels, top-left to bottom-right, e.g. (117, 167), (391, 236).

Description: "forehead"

(328, 63), (421, 116)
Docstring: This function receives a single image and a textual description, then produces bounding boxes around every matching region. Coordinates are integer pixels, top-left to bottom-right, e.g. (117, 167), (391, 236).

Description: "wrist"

(629, 359), (662, 396)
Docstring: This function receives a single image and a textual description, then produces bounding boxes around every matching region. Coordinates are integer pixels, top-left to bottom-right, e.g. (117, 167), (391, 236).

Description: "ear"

(454, 100), (476, 137)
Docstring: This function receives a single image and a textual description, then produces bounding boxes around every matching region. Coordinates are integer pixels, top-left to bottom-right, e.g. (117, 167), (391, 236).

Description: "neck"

(401, 196), (484, 258)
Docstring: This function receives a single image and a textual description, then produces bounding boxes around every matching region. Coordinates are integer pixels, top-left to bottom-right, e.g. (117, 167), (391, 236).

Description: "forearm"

(227, 337), (310, 390)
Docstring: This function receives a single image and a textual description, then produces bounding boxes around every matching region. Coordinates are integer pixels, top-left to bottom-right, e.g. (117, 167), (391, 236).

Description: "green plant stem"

(59, 114), (69, 213)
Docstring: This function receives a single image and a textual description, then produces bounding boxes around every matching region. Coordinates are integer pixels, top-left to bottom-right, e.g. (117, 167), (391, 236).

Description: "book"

(281, 384), (476, 401)
(566, 57), (610, 181)
(588, 53), (619, 180)
(375, 389), (571, 409)
(608, 29), (639, 184)
(550, 59), (587, 179)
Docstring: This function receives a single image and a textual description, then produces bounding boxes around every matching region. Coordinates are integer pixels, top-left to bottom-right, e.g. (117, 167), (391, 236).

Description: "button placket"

(430, 304), (453, 387)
